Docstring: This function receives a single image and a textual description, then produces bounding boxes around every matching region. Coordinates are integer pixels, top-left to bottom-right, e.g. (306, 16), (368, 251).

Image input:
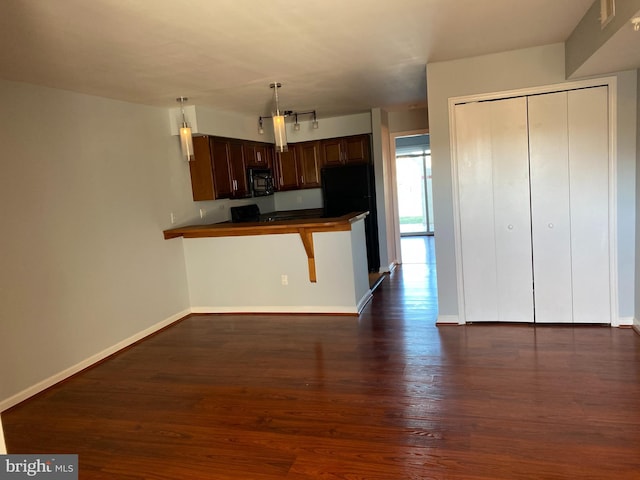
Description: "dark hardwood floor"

(3, 259), (640, 479)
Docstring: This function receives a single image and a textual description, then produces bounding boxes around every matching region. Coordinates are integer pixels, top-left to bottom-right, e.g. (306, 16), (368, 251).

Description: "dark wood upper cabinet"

(321, 134), (371, 166)
(274, 148), (299, 191)
(188, 134), (370, 200)
(243, 142), (273, 168)
(297, 141), (321, 188)
(189, 136), (216, 201)
(188, 136), (253, 201)
(274, 141), (321, 191)
(321, 138), (344, 167)
(210, 138), (234, 199)
(343, 135), (370, 164)
(227, 140), (249, 197)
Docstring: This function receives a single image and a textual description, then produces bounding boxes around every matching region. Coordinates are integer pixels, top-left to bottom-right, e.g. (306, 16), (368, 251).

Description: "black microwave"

(248, 168), (274, 197)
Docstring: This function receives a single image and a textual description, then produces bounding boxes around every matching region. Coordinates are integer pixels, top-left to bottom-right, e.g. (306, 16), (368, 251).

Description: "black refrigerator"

(321, 164), (381, 273)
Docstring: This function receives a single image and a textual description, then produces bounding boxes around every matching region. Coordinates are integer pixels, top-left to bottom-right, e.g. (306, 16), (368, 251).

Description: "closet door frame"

(448, 76), (618, 326)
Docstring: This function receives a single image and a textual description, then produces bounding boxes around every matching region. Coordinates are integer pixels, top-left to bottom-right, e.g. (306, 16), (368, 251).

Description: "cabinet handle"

(257, 152), (262, 163)
(301, 175), (304, 184)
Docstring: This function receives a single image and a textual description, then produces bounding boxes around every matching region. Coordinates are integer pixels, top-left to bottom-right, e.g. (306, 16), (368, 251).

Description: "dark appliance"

(230, 204), (260, 223)
(248, 168), (274, 197)
(321, 164), (381, 273)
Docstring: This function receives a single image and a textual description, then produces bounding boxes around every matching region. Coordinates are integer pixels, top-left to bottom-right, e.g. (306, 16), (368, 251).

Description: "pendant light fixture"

(270, 82), (288, 153)
(176, 96), (194, 161)
(257, 83), (319, 147)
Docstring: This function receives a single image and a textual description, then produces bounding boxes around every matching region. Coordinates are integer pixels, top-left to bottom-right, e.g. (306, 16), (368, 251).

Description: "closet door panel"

(490, 98), (534, 322)
(455, 101), (499, 322)
(528, 92), (573, 323)
(455, 98), (532, 322)
(568, 86), (610, 323)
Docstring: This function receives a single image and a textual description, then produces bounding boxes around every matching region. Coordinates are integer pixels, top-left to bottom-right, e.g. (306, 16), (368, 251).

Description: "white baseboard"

(190, 305), (361, 315)
(357, 290), (374, 314)
(380, 262), (398, 274)
(436, 315), (461, 325)
(613, 316), (633, 327)
(0, 309), (191, 413)
(190, 293), (374, 317)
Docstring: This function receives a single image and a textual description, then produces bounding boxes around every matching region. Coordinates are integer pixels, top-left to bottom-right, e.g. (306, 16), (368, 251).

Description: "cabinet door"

(455, 97), (533, 323)
(243, 143), (270, 168)
(189, 136), (215, 201)
(322, 138), (344, 166)
(297, 141), (321, 188)
(528, 92), (573, 324)
(228, 140), (248, 197)
(344, 135), (370, 164)
(275, 148), (299, 191)
(210, 138), (233, 199)
(567, 86), (610, 324)
(254, 144), (271, 168)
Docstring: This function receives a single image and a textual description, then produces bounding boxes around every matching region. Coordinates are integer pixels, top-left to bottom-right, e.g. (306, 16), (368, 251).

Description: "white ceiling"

(0, 0), (604, 118)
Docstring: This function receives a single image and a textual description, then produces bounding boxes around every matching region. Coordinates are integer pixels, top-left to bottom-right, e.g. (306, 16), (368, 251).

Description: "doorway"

(393, 133), (435, 267)
(395, 134), (434, 236)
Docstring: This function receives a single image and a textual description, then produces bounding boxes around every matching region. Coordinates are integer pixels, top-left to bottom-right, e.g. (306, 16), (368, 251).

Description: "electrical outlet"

(170, 212), (176, 224)
(199, 208), (206, 219)
(281, 274), (288, 286)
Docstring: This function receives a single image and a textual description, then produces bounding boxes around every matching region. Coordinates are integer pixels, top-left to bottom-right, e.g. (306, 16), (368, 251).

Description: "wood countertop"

(163, 211), (369, 283)
(163, 211), (368, 240)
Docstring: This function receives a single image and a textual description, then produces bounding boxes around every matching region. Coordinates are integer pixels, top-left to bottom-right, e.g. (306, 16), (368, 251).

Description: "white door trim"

(448, 76), (619, 325)
(390, 128), (430, 264)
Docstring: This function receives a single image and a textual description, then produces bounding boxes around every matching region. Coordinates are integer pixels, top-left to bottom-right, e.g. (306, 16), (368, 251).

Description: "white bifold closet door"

(529, 87), (610, 324)
(455, 86), (610, 324)
(455, 97), (534, 323)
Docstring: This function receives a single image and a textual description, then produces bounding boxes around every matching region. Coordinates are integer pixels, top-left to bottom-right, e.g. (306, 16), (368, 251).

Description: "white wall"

(636, 67), (640, 329)
(565, 0), (640, 78)
(426, 43), (637, 321)
(0, 79), (200, 409)
(174, 106), (372, 144)
(183, 224), (369, 313)
(388, 108), (429, 133)
(371, 108), (397, 271)
(274, 189), (323, 211)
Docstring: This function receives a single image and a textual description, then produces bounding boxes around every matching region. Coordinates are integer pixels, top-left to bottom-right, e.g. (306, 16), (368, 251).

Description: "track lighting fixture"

(258, 83), (318, 151)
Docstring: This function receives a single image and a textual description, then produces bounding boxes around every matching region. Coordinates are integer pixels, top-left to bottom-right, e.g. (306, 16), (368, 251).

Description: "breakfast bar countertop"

(163, 210), (368, 240)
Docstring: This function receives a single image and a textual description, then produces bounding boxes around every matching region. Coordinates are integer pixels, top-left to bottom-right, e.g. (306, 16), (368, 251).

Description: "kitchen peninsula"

(163, 211), (372, 315)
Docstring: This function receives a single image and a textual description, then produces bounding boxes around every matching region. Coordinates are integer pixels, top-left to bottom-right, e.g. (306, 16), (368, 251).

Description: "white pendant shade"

(272, 114), (288, 152)
(179, 125), (194, 161)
